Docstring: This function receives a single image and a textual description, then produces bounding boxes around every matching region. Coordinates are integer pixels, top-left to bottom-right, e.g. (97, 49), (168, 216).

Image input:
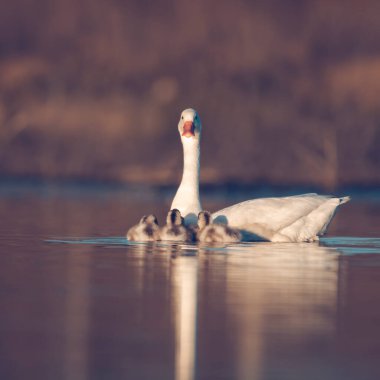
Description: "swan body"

(126, 214), (160, 241)
(171, 108), (350, 243)
(160, 209), (193, 242)
(198, 211), (241, 243)
(213, 194), (350, 242)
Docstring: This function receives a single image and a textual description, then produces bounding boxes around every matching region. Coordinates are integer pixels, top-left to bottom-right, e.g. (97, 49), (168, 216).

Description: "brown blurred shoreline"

(1, 0), (380, 190)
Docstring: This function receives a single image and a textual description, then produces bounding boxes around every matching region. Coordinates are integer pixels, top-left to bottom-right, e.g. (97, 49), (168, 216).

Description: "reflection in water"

(168, 242), (340, 380)
(224, 243), (339, 380)
(2, 223), (380, 380)
(172, 251), (198, 380)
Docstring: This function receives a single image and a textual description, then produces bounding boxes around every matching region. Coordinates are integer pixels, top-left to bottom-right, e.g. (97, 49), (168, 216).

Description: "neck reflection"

(172, 253), (198, 380)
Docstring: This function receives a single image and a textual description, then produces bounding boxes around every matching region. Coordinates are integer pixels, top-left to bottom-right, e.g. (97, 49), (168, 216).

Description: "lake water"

(0, 181), (380, 380)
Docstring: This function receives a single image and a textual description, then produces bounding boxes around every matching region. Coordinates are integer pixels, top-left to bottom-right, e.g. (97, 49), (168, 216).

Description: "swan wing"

(212, 194), (350, 242)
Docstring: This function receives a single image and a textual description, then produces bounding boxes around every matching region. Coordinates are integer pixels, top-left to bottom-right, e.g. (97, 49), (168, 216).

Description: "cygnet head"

(197, 210), (241, 243)
(140, 214), (159, 225)
(160, 209), (191, 241)
(178, 108), (202, 142)
(198, 210), (211, 230)
(126, 214), (160, 241)
(167, 209), (184, 226)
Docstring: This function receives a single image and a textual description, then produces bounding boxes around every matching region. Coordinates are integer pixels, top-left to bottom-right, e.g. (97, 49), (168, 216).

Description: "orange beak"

(182, 121), (195, 138)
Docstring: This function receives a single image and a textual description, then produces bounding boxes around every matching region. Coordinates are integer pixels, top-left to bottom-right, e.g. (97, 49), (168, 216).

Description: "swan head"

(166, 209), (184, 226)
(178, 108), (202, 141)
(198, 210), (211, 229)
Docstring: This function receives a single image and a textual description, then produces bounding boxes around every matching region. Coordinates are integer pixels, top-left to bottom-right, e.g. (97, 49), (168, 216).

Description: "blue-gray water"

(0, 182), (380, 380)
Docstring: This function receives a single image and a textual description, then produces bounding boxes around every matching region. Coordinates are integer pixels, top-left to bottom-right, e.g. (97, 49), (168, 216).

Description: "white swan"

(170, 108), (350, 243)
(126, 214), (160, 241)
(197, 210), (241, 243)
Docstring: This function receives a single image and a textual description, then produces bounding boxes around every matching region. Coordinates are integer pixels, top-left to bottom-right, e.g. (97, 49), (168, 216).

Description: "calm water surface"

(0, 183), (380, 380)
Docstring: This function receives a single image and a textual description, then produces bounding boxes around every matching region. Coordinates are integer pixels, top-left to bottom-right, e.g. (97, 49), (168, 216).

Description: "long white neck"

(171, 137), (202, 225)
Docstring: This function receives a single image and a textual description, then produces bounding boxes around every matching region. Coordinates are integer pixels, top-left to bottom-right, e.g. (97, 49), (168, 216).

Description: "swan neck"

(181, 140), (200, 189)
(171, 138), (201, 224)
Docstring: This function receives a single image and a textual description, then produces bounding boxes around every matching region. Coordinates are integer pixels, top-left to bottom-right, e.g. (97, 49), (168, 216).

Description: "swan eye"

(181, 116), (184, 120)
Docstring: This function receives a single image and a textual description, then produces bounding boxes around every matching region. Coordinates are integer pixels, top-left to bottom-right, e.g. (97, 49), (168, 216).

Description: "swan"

(170, 108), (350, 243)
(126, 214), (160, 241)
(197, 210), (241, 243)
(160, 209), (194, 242)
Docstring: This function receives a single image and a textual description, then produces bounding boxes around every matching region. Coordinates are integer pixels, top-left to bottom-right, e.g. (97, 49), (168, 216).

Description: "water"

(0, 182), (380, 380)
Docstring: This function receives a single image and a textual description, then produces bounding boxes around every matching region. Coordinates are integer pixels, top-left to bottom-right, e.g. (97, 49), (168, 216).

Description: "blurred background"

(0, 0), (379, 190)
(2, 3), (380, 379)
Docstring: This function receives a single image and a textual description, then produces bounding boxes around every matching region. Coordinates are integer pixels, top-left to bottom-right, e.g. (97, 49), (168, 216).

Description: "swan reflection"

(59, 238), (341, 380)
(172, 252), (198, 380)
(171, 241), (340, 380)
